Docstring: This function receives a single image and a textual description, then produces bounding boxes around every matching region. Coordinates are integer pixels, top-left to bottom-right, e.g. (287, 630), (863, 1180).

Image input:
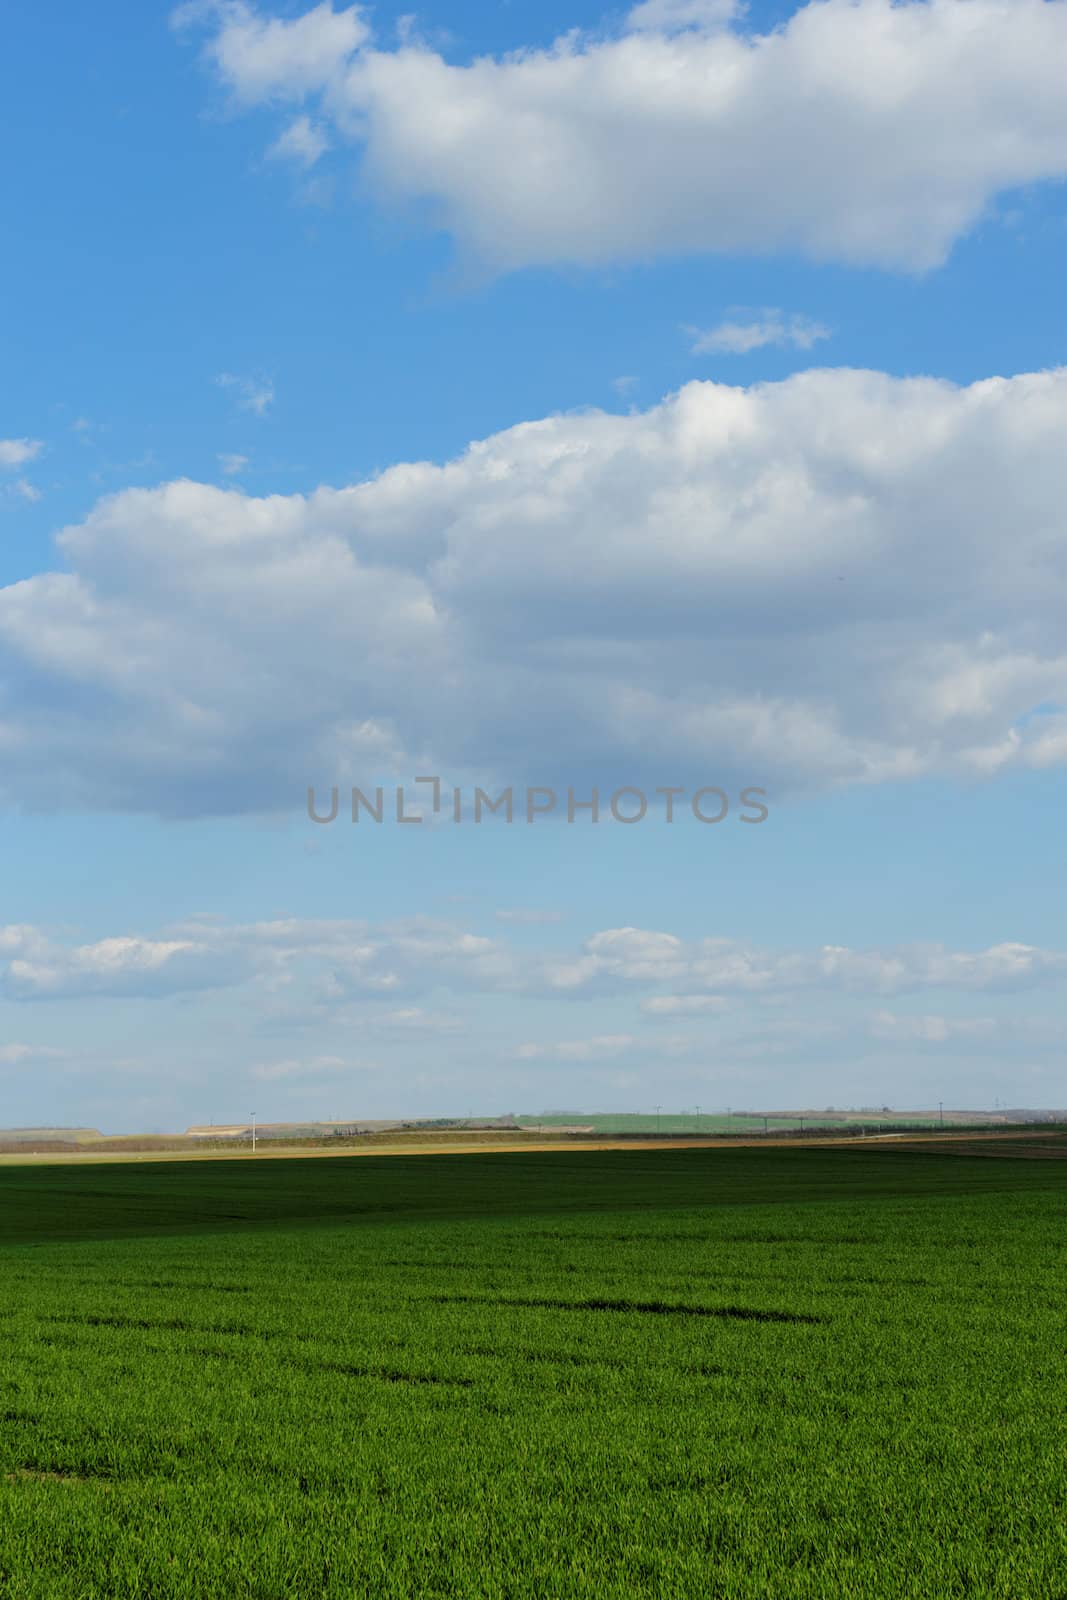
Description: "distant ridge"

(0, 1127), (102, 1142)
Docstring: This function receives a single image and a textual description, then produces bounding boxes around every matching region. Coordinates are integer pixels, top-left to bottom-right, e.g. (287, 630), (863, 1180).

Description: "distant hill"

(0, 1127), (102, 1143)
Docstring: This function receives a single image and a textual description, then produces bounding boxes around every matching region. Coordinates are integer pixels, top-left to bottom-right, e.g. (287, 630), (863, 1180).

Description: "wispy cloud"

(215, 372), (274, 416)
(686, 310), (831, 355)
(641, 995), (729, 1016)
(218, 452), (249, 477)
(516, 1035), (634, 1062)
(268, 115), (330, 168)
(249, 1054), (377, 1083)
(5, 479), (42, 503)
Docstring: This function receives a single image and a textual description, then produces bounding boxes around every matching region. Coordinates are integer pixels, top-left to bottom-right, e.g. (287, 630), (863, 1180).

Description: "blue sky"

(3, 0), (1067, 1131)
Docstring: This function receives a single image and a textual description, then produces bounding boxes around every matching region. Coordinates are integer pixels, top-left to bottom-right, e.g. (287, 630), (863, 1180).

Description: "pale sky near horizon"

(2, 0), (1067, 1131)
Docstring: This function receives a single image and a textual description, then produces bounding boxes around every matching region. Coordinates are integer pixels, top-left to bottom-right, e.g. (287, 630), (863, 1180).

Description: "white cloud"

(0, 928), (243, 1000)
(626, 0), (742, 31)
(180, 1), (369, 103)
(180, 0), (1067, 273)
(688, 310), (831, 355)
(215, 372), (274, 415)
(0, 439), (43, 469)
(5, 368), (1067, 811)
(542, 931), (1067, 1002)
(5, 916), (1065, 1013)
(218, 452), (249, 476)
(268, 114), (330, 167)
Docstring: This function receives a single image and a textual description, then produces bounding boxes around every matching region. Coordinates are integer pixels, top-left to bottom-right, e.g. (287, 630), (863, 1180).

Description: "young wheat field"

(1, 1144), (1065, 1598)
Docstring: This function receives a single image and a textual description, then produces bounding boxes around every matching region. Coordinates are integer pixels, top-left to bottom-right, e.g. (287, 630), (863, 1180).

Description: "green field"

(517, 1112), (804, 1133)
(1, 1146), (1065, 1598)
(516, 1113), (982, 1135)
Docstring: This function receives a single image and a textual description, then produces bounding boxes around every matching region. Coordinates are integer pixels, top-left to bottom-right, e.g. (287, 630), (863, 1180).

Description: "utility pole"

(763, 1115), (768, 1135)
(695, 1104), (701, 1132)
(655, 1105), (662, 1136)
(251, 1111), (256, 1154)
(938, 1100), (944, 1129)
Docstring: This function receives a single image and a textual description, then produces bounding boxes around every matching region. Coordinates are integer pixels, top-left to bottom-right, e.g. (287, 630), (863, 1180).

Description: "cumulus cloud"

(0, 925), (247, 1000)
(178, 0), (1067, 273)
(543, 931), (1067, 1000)
(3, 367), (1067, 813)
(176, 1), (369, 102)
(688, 310), (830, 355)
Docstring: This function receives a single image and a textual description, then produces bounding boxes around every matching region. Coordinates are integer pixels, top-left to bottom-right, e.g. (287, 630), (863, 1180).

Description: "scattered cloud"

(218, 452), (249, 476)
(4, 913), (1065, 1109)
(548, 932), (1067, 1001)
(179, 0), (1067, 274)
(687, 310), (831, 355)
(4, 916), (1065, 1009)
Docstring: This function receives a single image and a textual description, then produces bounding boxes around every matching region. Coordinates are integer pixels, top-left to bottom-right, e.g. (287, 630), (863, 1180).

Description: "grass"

(1, 1144), (1065, 1597)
